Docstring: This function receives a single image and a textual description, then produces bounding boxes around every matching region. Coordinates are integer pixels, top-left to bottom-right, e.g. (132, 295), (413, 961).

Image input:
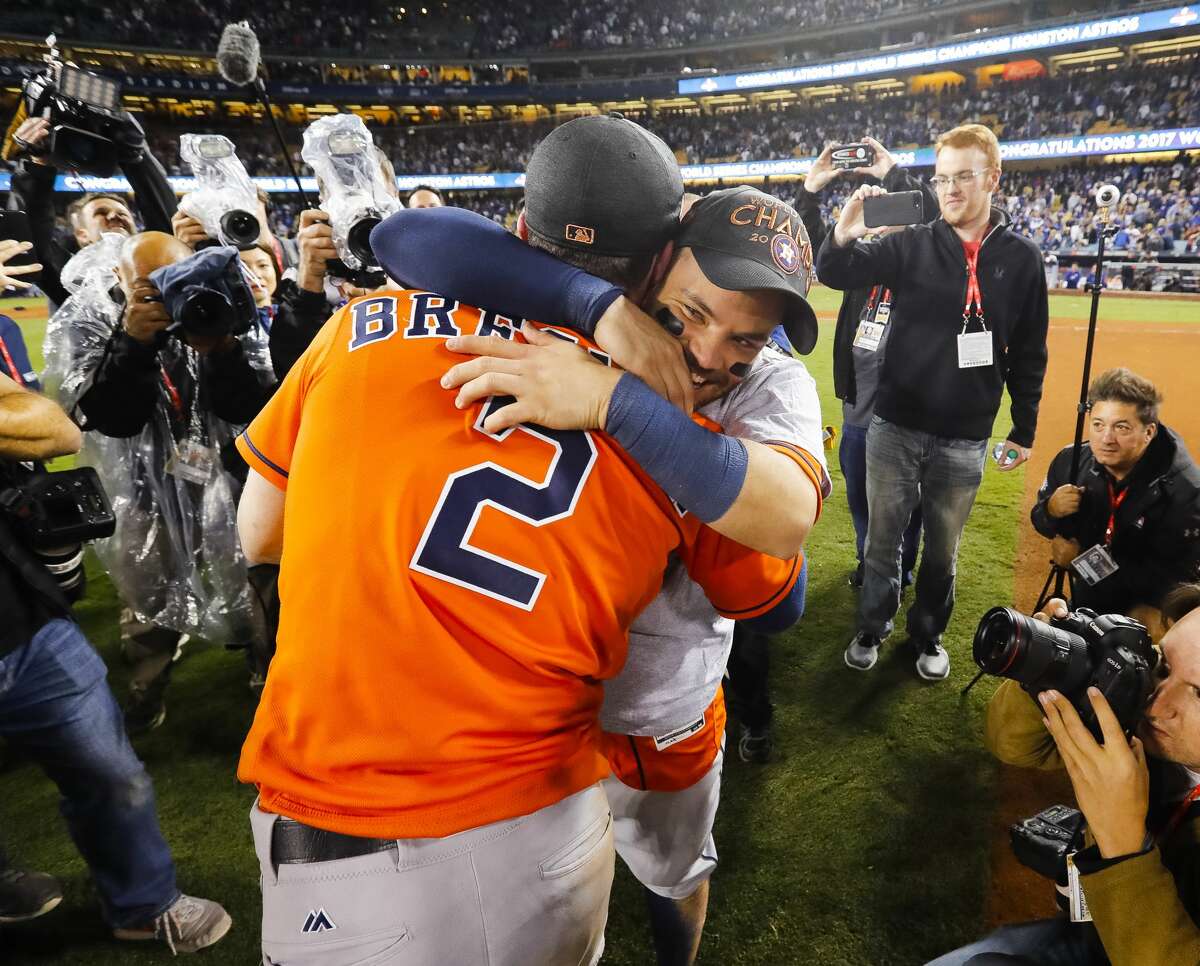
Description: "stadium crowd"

(127, 58), (1200, 184)
(19, 0), (969, 57)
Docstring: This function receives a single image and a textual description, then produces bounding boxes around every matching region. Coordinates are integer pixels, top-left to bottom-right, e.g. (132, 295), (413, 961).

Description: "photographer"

(1032, 368), (1200, 638)
(266, 207), (343, 378)
(797, 137), (933, 590)
(269, 129), (402, 378)
(7, 114), (177, 310)
(817, 123), (1049, 681)
(171, 186), (297, 273)
(0, 372), (230, 951)
(50, 231), (274, 730)
(928, 589), (1200, 966)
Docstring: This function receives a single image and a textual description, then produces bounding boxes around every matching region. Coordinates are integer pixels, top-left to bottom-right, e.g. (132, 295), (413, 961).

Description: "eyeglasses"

(929, 169), (992, 190)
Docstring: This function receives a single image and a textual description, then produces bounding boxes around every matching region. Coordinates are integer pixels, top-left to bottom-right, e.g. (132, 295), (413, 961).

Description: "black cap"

(676, 186), (819, 355)
(524, 115), (684, 257)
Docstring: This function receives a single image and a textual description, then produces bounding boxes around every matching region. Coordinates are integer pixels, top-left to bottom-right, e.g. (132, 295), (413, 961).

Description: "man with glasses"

(817, 123), (1049, 681)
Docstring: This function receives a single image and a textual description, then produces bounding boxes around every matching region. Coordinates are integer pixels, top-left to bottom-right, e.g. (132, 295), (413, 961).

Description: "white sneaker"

(844, 632), (882, 671)
(915, 641), (950, 681)
(113, 893), (232, 954)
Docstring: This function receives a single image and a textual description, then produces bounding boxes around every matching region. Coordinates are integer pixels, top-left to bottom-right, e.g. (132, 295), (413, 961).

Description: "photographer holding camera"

(930, 588), (1200, 965)
(0, 371), (230, 952)
(6, 111), (177, 311)
(268, 116), (401, 379)
(49, 230), (275, 729)
(1032, 368), (1200, 639)
(798, 136), (934, 590)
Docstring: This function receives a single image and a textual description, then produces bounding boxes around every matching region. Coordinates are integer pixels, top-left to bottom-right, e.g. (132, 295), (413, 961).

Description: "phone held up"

(863, 191), (924, 230)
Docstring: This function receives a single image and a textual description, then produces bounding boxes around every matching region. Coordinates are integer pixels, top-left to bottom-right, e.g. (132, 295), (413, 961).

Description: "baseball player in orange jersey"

(235, 117), (808, 965)
(410, 185), (828, 964)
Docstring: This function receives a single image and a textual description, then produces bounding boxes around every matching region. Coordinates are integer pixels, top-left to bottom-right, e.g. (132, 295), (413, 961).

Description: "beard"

(683, 345), (738, 408)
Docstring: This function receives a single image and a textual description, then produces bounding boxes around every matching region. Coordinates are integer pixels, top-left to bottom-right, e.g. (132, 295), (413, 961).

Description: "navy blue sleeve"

(739, 556), (807, 634)
(370, 207), (622, 337)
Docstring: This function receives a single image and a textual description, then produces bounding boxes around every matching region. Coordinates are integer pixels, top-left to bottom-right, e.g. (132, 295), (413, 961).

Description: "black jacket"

(1031, 427), (1200, 612)
(77, 330), (274, 438)
(10, 149), (177, 309)
(796, 166), (938, 407)
(816, 209), (1049, 445)
(0, 464), (72, 657)
(269, 278), (332, 379)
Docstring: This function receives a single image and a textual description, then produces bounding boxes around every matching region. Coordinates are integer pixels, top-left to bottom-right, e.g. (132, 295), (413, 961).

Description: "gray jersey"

(599, 345), (829, 737)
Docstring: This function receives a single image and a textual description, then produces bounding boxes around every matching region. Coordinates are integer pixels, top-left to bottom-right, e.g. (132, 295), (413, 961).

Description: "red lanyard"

(0, 337), (23, 385)
(863, 286), (893, 321)
(160, 366), (184, 416)
(963, 246), (984, 324)
(1105, 479), (1129, 547)
(1159, 785), (1200, 844)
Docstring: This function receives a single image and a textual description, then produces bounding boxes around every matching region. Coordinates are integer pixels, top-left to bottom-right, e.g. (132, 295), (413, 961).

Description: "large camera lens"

(347, 216), (381, 265)
(177, 289), (234, 339)
(973, 606), (1092, 696)
(219, 209), (261, 250)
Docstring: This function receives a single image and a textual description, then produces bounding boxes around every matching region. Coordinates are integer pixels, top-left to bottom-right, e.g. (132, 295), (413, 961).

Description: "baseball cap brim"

(690, 246), (819, 355)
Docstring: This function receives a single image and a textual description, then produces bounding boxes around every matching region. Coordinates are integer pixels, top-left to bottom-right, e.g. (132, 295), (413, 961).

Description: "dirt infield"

(2, 300), (48, 322)
(985, 307), (1200, 928)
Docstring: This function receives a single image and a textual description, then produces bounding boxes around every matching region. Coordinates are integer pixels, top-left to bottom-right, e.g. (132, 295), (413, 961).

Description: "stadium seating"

(16, 0), (987, 56)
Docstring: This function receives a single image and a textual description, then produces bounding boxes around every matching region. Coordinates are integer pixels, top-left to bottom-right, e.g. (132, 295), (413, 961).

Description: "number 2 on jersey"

(410, 397), (597, 610)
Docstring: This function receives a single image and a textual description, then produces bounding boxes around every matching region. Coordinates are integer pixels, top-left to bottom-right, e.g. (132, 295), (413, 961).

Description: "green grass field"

(0, 289), (1197, 964)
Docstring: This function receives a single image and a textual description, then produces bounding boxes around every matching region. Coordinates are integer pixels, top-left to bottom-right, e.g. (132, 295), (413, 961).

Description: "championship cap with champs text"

(523, 114), (684, 257)
(677, 186), (819, 355)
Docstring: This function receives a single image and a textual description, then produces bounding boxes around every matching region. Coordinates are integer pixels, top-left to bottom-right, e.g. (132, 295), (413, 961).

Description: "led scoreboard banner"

(678, 6), (1200, 95)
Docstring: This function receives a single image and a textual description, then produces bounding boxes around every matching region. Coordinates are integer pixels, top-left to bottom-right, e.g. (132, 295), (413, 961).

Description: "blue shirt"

(0, 315), (41, 392)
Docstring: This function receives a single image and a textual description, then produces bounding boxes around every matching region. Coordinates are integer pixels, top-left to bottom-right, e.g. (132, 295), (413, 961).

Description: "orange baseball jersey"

(235, 290), (802, 839)
(602, 686), (727, 794)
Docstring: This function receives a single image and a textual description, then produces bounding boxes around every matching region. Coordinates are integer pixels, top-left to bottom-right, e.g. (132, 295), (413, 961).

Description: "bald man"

(63, 231), (276, 732)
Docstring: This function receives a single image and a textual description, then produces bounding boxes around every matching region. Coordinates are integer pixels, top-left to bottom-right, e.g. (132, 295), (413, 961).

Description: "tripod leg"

(1034, 565), (1059, 613)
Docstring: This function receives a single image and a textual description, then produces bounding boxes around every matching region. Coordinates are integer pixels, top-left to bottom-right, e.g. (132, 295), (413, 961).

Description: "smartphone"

(0, 211), (40, 269)
(831, 143), (875, 170)
(863, 191), (924, 229)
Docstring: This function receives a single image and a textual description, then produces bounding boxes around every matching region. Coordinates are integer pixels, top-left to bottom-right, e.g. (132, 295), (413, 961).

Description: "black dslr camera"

(973, 606), (1158, 742)
(975, 606), (1157, 882)
(1010, 804), (1085, 881)
(17, 37), (131, 177)
(152, 247), (259, 341)
(0, 464), (116, 599)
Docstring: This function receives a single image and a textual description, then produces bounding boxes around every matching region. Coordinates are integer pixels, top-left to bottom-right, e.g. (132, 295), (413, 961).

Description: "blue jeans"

(858, 417), (988, 641)
(840, 421), (923, 577)
(925, 917), (1105, 965)
(0, 619), (178, 928)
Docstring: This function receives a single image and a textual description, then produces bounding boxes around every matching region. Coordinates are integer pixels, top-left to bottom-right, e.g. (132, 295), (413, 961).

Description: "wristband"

(605, 372), (748, 522)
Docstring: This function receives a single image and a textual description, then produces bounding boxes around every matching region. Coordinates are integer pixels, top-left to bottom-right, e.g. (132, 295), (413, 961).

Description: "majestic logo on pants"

(302, 908), (337, 933)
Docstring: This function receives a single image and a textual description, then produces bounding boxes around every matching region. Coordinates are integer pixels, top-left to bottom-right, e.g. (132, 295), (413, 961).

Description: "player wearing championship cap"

(374, 182), (828, 963)
(234, 115), (806, 966)
(376, 129), (822, 563)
